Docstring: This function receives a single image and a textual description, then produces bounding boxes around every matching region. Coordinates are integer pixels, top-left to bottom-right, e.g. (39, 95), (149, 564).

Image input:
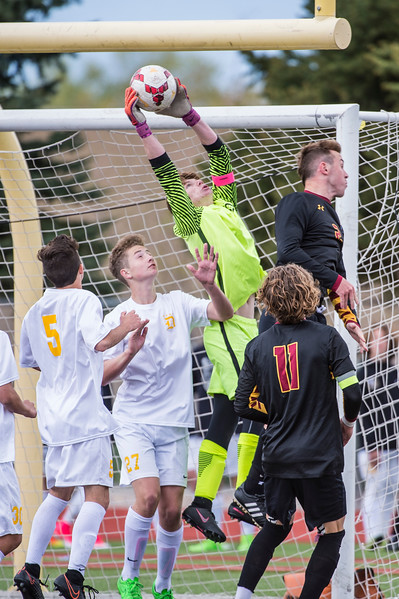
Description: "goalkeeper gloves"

(158, 79), (200, 127)
(124, 87), (152, 139)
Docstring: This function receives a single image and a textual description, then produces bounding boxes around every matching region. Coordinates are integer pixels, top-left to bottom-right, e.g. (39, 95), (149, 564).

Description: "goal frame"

(1, 102), (397, 598)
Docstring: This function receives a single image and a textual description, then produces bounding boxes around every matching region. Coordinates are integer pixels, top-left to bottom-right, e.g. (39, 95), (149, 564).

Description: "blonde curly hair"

(257, 264), (320, 324)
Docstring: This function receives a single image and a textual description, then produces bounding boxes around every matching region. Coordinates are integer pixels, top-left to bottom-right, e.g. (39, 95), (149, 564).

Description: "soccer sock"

(235, 586), (254, 599)
(243, 434), (264, 495)
(237, 520), (292, 592)
(299, 530), (345, 599)
(68, 501), (106, 574)
(154, 524), (183, 592)
(26, 494), (68, 565)
(0, 550), (4, 563)
(193, 439), (227, 503)
(236, 433), (259, 488)
(121, 508), (152, 581)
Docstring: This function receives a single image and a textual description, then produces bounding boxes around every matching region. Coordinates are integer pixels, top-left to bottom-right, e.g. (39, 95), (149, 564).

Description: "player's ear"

(78, 263), (84, 275)
(120, 268), (130, 281)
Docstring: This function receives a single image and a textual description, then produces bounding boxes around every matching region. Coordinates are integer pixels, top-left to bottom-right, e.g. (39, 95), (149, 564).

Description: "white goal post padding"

(1, 105), (399, 599)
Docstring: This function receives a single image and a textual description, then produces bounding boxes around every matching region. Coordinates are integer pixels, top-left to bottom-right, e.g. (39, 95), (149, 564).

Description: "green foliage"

(241, 0), (399, 110)
(0, 0), (80, 108)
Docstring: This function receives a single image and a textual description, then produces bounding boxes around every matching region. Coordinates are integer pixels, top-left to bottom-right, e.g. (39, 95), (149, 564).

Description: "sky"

(46, 0), (306, 87)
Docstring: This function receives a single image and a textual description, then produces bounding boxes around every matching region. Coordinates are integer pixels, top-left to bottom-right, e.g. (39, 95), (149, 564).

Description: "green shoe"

(237, 534), (254, 552)
(117, 576), (143, 599)
(188, 538), (232, 553)
(152, 582), (174, 599)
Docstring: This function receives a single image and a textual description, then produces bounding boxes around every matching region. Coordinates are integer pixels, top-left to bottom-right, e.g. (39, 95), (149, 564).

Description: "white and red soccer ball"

(130, 65), (177, 113)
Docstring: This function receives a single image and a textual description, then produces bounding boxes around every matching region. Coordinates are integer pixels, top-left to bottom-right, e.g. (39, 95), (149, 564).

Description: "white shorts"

(0, 462), (22, 535)
(115, 424), (189, 487)
(45, 436), (113, 489)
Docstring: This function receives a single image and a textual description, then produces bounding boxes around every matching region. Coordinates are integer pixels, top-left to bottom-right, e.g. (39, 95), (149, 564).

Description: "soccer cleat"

(152, 582), (174, 599)
(229, 483), (266, 529)
(117, 576), (143, 599)
(14, 566), (47, 599)
(182, 505), (226, 543)
(54, 573), (98, 599)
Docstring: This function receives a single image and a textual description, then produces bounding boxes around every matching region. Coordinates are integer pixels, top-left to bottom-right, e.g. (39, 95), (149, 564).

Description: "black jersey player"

(233, 264), (362, 599)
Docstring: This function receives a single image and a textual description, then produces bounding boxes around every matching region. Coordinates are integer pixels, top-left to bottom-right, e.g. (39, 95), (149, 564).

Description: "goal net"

(0, 105), (398, 598)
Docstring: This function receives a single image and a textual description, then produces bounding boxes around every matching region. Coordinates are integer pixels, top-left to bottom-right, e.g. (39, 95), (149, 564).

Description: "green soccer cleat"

(152, 582), (174, 599)
(117, 577), (143, 599)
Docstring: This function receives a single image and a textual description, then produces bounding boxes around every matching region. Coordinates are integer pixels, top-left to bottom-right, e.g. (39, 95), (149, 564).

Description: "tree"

(241, 0), (399, 111)
(0, 0), (79, 109)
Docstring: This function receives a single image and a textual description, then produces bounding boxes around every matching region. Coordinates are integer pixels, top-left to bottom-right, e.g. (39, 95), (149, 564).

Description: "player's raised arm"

(102, 319), (149, 386)
(187, 244), (233, 322)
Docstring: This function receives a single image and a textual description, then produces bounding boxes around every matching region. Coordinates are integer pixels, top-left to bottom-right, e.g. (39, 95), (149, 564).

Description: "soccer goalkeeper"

(124, 81), (265, 544)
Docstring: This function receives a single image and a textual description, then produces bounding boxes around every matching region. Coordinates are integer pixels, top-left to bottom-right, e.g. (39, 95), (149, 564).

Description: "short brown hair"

(257, 264), (320, 324)
(297, 139), (341, 185)
(37, 234), (81, 288)
(109, 234), (145, 285)
(180, 171), (201, 185)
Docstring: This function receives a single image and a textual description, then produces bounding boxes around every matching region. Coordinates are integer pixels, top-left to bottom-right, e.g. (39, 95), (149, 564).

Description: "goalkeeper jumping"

(124, 80), (265, 544)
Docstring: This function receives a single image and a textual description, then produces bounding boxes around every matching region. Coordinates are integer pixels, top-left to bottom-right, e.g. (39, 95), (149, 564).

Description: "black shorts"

(264, 474), (347, 531)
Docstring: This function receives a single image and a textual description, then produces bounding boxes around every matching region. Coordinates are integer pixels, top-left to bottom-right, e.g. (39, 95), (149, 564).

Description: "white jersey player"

(102, 234), (233, 599)
(0, 331), (36, 569)
(14, 235), (146, 599)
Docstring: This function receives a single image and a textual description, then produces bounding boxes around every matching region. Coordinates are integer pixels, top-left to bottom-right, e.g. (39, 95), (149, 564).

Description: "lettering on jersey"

(317, 204), (325, 211)
(42, 314), (62, 357)
(332, 223), (343, 242)
(164, 314), (175, 330)
(273, 343), (300, 393)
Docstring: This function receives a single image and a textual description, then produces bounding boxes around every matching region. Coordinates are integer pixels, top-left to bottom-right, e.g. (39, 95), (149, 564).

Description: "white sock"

(235, 586), (253, 599)
(0, 550), (5, 563)
(154, 524), (183, 592)
(68, 501), (106, 574)
(121, 508), (152, 581)
(26, 494), (68, 564)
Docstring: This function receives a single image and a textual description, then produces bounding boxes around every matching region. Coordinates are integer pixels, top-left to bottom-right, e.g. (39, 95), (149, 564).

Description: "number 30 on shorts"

(125, 454), (139, 473)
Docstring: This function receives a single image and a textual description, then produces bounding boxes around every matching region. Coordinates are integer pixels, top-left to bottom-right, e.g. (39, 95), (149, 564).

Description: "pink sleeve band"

(331, 274), (342, 292)
(211, 172), (235, 186)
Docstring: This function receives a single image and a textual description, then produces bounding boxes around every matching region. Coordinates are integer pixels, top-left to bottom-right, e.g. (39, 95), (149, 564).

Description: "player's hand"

(23, 400), (37, 419)
(346, 321), (367, 352)
(119, 309), (144, 333)
(126, 320), (149, 358)
(187, 243), (218, 288)
(335, 276), (358, 310)
(124, 87), (146, 126)
(340, 419), (354, 446)
(157, 78), (192, 118)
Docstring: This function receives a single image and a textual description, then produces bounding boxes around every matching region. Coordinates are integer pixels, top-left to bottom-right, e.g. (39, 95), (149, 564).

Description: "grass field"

(2, 538), (399, 598)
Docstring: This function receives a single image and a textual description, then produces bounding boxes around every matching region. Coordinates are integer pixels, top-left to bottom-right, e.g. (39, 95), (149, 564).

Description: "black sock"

(25, 563), (40, 579)
(66, 569), (84, 586)
(237, 520), (292, 592)
(299, 530), (345, 599)
(243, 433), (265, 495)
(191, 496), (213, 511)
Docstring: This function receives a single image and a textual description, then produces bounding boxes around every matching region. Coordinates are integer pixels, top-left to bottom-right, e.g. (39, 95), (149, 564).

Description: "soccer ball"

(130, 65), (177, 113)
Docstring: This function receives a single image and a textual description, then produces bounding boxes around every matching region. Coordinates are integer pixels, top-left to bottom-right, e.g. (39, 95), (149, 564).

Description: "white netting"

(0, 112), (399, 598)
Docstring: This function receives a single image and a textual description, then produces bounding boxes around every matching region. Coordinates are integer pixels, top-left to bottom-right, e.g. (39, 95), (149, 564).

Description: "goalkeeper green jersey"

(149, 138), (265, 311)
